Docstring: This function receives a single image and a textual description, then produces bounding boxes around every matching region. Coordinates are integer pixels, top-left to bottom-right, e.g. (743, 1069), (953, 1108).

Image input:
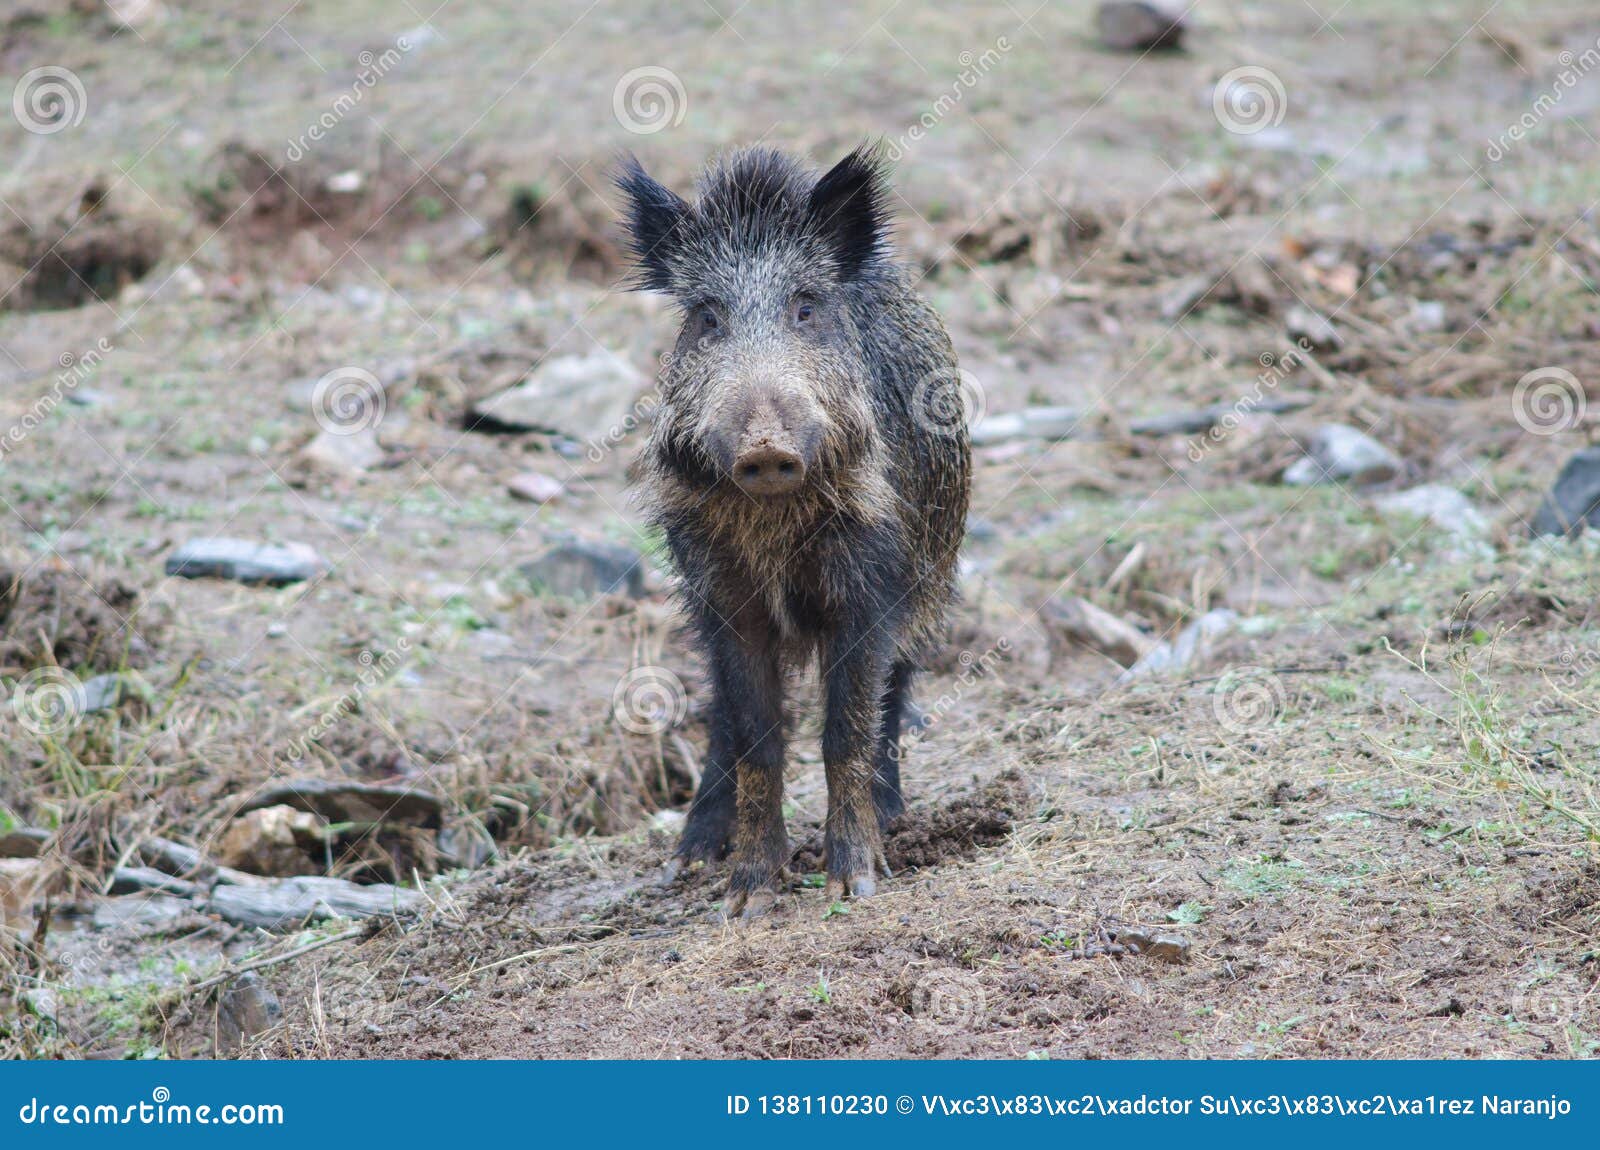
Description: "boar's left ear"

(615, 153), (692, 292)
(807, 144), (891, 281)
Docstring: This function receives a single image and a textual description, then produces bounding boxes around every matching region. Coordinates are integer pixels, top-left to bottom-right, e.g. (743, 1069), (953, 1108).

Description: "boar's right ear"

(615, 154), (691, 292)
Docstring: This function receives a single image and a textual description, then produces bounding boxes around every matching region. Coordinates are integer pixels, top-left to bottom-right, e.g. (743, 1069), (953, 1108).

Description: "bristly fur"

(615, 145), (971, 910)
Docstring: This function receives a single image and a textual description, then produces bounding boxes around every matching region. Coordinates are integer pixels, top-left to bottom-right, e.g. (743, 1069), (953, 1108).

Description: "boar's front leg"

(821, 603), (898, 901)
(700, 613), (790, 918)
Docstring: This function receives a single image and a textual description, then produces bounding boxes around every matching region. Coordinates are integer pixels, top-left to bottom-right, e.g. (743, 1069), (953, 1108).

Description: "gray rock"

(91, 893), (198, 932)
(1283, 424), (1401, 487)
(216, 971), (283, 1053)
(1094, 1), (1185, 52)
(1532, 446), (1600, 538)
(239, 778), (443, 829)
(521, 537), (646, 600)
(1285, 304), (1343, 351)
(165, 538), (329, 585)
(1375, 484), (1487, 541)
(971, 405), (1080, 446)
(208, 875), (425, 930)
(0, 828), (51, 858)
(468, 351), (646, 442)
(507, 471), (565, 504)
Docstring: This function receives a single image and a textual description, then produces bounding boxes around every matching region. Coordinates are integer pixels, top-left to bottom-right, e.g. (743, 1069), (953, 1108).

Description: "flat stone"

(208, 875), (425, 930)
(521, 537), (646, 600)
(507, 471), (565, 504)
(165, 538), (329, 586)
(1095, 1), (1185, 52)
(239, 779), (444, 829)
(467, 351), (646, 444)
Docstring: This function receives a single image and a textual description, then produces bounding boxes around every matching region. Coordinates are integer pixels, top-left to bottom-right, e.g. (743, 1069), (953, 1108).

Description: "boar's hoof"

(824, 872), (877, 901)
(724, 884), (780, 920)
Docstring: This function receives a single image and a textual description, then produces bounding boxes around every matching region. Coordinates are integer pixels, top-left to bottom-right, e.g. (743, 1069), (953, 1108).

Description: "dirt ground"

(2, 1), (1600, 1059)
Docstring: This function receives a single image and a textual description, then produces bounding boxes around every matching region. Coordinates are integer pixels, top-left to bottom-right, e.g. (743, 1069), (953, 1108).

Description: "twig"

(187, 926), (366, 995)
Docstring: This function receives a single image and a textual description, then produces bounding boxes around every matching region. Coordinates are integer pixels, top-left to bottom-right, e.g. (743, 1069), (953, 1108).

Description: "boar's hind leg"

(871, 659), (915, 831)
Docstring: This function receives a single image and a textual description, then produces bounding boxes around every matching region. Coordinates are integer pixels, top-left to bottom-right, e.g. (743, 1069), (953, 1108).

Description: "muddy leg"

(821, 623), (892, 901)
(711, 628), (789, 918)
(872, 659), (915, 832)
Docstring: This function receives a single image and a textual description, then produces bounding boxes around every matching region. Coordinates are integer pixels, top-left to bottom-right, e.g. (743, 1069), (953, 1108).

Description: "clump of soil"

(0, 562), (164, 672)
(0, 183), (164, 311)
(487, 178), (623, 284)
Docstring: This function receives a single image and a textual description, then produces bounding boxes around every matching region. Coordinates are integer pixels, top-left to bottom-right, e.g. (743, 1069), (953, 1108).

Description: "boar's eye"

(793, 299), (815, 324)
(698, 307), (719, 332)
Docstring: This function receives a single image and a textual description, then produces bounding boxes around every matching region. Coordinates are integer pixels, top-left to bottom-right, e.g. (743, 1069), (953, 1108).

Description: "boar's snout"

(722, 394), (817, 498)
(732, 441), (806, 496)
